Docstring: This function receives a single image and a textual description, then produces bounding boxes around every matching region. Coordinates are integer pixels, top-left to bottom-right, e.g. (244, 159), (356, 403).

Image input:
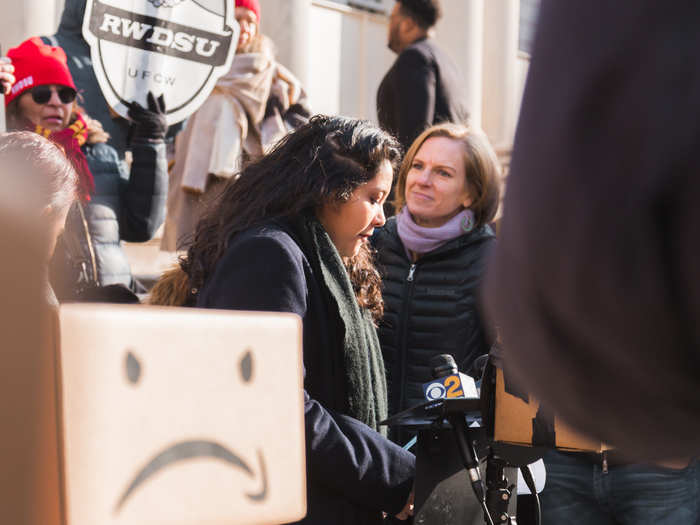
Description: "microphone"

(423, 354), (478, 401)
(429, 354), (491, 523)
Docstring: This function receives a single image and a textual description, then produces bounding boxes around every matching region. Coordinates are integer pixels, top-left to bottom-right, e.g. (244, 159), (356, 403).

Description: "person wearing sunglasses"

(5, 37), (168, 302)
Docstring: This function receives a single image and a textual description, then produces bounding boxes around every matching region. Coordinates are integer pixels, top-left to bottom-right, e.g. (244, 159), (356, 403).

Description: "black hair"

(397, 0), (442, 30)
(182, 114), (402, 320)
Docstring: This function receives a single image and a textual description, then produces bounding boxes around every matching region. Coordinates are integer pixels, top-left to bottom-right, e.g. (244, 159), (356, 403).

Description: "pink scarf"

(396, 207), (475, 256)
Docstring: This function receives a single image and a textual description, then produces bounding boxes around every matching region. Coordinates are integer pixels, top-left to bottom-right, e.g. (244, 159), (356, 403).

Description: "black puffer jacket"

(50, 137), (167, 299)
(372, 217), (496, 434)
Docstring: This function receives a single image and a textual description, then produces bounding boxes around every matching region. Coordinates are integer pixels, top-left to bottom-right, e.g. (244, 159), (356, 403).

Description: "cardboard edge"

(52, 307), (68, 525)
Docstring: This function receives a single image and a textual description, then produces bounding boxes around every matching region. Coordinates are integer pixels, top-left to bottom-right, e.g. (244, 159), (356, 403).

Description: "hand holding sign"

(128, 91), (168, 142)
(82, 0), (239, 126)
(0, 57), (15, 95)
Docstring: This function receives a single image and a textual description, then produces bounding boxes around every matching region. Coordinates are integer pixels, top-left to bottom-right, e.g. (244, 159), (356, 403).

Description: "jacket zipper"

(77, 202), (99, 285)
(602, 450), (609, 474)
(397, 263), (417, 412)
(407, 264), (416, 282)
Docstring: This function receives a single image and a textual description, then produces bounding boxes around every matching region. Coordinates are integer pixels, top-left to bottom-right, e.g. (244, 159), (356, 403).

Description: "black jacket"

(484, 0), (700, 458)
(377, 38), (469, 152)
(373, 218), (495, 432)
(50, 138), (168, 299)
(197, 221), (415, 524)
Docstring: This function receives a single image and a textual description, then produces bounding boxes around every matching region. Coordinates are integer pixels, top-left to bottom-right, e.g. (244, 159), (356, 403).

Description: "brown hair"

(393, 123), (502, 228)
(0, 131), (77, 217)
(148, 265), (193, 307)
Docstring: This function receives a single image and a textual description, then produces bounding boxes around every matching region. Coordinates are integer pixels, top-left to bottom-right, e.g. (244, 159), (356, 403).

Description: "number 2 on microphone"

(444, 376), (464, 398)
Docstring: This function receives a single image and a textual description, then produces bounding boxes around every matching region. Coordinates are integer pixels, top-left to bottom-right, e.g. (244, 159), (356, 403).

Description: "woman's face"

(318, 159), (393, 258)
(404, 136), (474, 228)
(16, 85), (73, 131)
(235, 7), (259, 51)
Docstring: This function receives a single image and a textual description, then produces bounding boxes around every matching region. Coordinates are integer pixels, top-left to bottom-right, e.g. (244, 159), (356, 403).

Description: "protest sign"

(3, 304), (306, 524)
(82, 0), (239, 125)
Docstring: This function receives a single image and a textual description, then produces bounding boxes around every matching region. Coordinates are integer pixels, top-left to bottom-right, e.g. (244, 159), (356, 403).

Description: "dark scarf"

(293, 214), (388, 434)
(23, 114), (95, 201)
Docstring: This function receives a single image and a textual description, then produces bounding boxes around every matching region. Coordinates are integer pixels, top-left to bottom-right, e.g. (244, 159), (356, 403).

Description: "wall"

(307, 0), (394, 122)
(1, 0), (530, 152)
(306, 0), (529, 151)
(1, 0), (65, 49)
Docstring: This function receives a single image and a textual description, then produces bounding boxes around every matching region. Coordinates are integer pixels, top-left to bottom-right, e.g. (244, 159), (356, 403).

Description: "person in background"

(0, 132), (77, 305)
(161, 0), (311, 252)
(151, 115), (415, 523)
(5, 38), (168, 301)
(377, 0), (469, 154)
(372, 123), (500, 444)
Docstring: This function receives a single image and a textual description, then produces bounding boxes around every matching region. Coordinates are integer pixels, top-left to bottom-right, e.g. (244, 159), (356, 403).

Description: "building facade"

(2, 0), (538, 156)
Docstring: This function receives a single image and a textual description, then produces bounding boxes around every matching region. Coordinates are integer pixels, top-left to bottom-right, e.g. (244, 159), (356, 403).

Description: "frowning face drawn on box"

(58, 306), (305, 525)
(113, 349), (267, 514)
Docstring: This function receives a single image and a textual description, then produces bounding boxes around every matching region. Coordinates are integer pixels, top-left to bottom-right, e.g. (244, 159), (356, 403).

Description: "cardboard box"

(494, 369), (606, 453)
(0, 206), (53, 525)
(7, 303), (306, 525)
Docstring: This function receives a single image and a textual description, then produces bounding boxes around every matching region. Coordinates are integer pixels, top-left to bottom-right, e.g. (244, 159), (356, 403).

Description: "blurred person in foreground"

(372, 123), (500, 445)
(150, 115), (415, 523)
(161, 0), (311, 252)
(0, 132), (77, 305)
(6, 38), (168, 301)
(484, 0), (700, 521)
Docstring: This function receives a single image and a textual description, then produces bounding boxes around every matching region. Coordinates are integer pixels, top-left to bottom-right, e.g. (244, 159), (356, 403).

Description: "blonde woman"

(372, 123), (501, 444)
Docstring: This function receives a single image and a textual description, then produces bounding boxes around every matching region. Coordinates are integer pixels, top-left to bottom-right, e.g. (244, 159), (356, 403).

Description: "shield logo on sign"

(82, 0), (239, 126)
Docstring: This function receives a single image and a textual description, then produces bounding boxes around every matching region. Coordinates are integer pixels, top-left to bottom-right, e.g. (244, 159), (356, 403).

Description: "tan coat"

(161, 52), (306, 251)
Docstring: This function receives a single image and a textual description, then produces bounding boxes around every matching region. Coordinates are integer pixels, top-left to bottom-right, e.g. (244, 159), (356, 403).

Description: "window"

(519, 0), (541, 55)
(325, 0), (392, 14)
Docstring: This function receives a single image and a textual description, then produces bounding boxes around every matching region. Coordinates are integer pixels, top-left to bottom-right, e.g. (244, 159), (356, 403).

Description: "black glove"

(127, 91), (168, 143)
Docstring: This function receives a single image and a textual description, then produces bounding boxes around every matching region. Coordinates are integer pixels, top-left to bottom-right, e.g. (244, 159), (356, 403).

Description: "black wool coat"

(373, 218), (495, 439)
(377, 38), (469, 152)
(197, 220), (415, 525)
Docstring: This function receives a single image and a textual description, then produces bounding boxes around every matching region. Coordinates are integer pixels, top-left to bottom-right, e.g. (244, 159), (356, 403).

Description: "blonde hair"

(393, 123), (502, 228)
(148, 265), (193, 307)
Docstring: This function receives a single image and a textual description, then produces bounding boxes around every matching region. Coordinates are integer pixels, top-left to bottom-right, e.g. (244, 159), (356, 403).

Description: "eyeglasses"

(29, 85), (77, 105)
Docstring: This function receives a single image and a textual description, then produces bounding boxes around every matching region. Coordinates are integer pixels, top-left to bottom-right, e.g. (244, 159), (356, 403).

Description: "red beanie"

(236, 0), (261, 23)
(5, 37), (76, 107)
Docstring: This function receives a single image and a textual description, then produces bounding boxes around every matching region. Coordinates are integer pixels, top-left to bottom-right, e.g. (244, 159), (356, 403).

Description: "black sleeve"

(484, 0), (700, 458)
(118, 139), (168, 242)
(393, 48), (436, 149)
(200, 234), (414, 513)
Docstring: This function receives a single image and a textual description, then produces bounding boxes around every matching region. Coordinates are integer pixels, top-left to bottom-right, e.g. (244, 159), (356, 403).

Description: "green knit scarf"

(295, 215), (388, 434)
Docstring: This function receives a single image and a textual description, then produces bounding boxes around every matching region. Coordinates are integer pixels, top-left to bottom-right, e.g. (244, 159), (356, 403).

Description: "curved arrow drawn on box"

(114, 440), (268, 513)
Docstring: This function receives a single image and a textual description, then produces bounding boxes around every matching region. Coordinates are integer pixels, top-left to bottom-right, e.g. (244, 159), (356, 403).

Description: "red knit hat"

(5, 37), (76, 106)
(235, 0), (261, 23)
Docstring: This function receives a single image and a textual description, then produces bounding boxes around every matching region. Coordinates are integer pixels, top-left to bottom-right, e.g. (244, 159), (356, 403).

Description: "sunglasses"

(29, 85), (77, 105)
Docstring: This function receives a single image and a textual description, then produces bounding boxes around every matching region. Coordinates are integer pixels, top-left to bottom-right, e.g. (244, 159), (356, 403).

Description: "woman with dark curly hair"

(153, 115), (415, 523)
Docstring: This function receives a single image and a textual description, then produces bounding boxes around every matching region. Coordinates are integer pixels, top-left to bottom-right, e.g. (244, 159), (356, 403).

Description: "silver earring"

(461, 214), (475, 233)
